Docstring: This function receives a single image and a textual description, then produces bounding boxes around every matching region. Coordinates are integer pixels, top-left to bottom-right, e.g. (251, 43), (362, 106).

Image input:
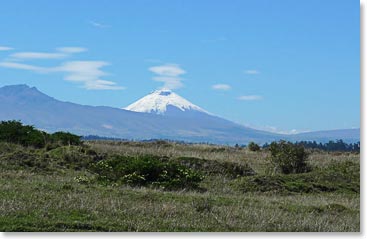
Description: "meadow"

(0, 140), (360, 232)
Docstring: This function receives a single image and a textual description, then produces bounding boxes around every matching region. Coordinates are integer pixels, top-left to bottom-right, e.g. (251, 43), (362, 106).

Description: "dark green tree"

(248, 142), (261, 152)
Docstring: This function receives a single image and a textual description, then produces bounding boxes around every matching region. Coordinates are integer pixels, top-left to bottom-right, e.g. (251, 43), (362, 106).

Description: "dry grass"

(0, 140), (360, 232)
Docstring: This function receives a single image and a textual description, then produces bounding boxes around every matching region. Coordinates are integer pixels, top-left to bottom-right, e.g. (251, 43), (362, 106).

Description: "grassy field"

(0, 140), (360, 232)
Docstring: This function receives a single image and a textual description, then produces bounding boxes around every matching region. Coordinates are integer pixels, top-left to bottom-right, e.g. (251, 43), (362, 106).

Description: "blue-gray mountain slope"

(0, 85), (359, 144)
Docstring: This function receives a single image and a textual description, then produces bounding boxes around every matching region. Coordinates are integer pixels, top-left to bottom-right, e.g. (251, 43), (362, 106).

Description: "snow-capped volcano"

(124, 89), (209, 115)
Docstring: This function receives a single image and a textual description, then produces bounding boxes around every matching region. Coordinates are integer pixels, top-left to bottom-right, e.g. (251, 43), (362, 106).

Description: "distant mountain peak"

(124, 89), (209, 115)
(0, 84), (53, 102)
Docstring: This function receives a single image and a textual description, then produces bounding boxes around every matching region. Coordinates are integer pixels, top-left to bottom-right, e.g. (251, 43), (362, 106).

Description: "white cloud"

(152, 76), (184, 90)
(149, 64), (186, 77)
(0, 60), (124, 90)
(0, 46), (13, 51)
(0, 62), (48, 73)
(242, 124), (310, 135)
(9, 47), (87, 61)
(245, 70), (260, 75)
(149, 64), (186, 90)
(57, 47), (87, 54)
(89, 20), (111, 28)
(258, 126), (309, 135)
(102, 124), (113, 129)
(237, 95), (263, 101)
(10, 52), (67, 60)
(212, 84), (231, 91)
(0, 46), (124, 90)
(56, 61), (124, 90)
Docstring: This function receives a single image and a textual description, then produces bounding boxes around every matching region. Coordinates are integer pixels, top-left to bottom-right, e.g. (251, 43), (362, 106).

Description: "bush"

(248, 142), (260, 152)
(233, 161), (359, 194)
(51, 132), (82, 146)
(0, 120), (82, 149)
(91, 155), (204, 190)
(175, 157), (255, 178)
(268, 141), (310, 174)
(0, 120), (46, 148)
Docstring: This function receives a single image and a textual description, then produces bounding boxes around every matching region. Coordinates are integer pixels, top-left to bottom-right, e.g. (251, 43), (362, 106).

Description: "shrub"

(233, 161), (359, 194)
(0, 120), (82, 149)
(51, 132), (82, 146)
(0, 120), (46, 148)
(91, 155), (204, 190)
(175, 157), (255, 178)
(268, 140), (310, 174)
(248, 142), (260, 152)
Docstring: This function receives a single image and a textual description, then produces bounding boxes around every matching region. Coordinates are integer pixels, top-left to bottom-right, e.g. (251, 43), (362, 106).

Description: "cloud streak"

(9, 47), (87, 61)
(89, 20), (111, 28)
(149, 64), (186, 90)
(0, 46), (13, 51)
(0, 47), (124, 90)
(237, 95), (263, 101)
(57, 61), (124, 90)
(10, 52), (67, 60)
(212, 84), (231, 91)
(0, 62), (48, 73)
(57, 47), (87, 54)
(244, 70), (260, 75)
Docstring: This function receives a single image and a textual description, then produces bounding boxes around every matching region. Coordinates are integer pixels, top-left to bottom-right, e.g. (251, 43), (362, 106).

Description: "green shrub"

(0, 120), (46, 148)
(91, 155), (204, 190)
(268, 141), (311, 174)
(248, 142), (260, 152)
(233, 161), (359, 194)
(0, 120), (82, 149)
(175, 157), (255, 178)
(51, 132), (82, 146)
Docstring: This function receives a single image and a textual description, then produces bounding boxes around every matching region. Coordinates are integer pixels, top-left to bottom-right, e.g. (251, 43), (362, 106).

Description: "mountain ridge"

(0, 84), (360, 144)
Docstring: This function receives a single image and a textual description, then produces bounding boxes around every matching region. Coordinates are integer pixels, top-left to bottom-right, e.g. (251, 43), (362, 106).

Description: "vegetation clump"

(234, 161), (359, 194)
(174, 156), (255, 178)
(0, 120), (82, 149)
(91, 155), (205, 190)
(248, 142), (261, 152)
(268, 140), (311, 174)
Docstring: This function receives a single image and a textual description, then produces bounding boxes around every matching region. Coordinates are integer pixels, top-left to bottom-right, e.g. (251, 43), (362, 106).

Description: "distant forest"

(84, 135), (360, 153)
(263, 140), (360, 152)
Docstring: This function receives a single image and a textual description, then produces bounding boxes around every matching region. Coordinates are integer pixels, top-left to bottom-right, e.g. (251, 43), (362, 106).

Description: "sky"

(0, 0), (360, 134)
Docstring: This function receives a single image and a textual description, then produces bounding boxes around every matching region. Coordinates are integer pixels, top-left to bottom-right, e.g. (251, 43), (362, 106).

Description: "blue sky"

(0, 0), (360, 133)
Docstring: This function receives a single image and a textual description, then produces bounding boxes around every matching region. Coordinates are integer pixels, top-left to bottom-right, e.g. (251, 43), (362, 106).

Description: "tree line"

(0, 120), (81, 149)
(263, 140), (360, 152)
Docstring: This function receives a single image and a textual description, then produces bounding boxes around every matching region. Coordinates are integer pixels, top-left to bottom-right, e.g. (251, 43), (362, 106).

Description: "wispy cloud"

(244, 70), (260, 75)
(57, 47), (87, 54)
(212, 84), (231, 91)
(8, 47), (87, 61)
(149, 64), (186, 90)
(89, 20), (111, 28)
(0, 47), (124, 90)
(57, 61), (124, 90)
(237, 95), (263, 101)
(10, 52), (67, 60)
(0, 62), (48, 73)
(0, 46), (13, 51)
(250, 125), (309, 135)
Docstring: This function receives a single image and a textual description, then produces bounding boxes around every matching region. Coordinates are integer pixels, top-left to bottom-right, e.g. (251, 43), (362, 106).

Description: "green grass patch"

(233, 161), (359, 194)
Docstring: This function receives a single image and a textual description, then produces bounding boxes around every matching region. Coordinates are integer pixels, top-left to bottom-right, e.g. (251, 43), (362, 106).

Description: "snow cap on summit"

(124, 89), (208, 115)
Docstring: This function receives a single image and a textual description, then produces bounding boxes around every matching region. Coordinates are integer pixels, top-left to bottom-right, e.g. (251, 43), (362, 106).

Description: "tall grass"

(0, 140), (360, 232)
